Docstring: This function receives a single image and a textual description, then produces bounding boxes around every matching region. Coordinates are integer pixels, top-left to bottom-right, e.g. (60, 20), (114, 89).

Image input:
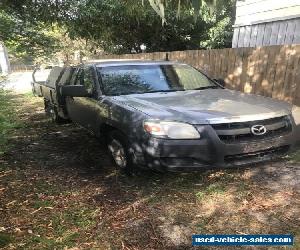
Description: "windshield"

(97, 64), (218, 96)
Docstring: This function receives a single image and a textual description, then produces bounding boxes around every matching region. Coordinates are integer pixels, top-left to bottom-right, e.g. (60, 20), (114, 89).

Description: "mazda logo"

(251, 125), (267, 135)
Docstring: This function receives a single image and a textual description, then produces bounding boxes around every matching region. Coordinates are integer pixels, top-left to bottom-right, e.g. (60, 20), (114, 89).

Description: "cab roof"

(84, 59), (184, 67)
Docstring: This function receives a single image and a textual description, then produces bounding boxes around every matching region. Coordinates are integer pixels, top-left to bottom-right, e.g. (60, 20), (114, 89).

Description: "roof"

(84, 59), (183, 67)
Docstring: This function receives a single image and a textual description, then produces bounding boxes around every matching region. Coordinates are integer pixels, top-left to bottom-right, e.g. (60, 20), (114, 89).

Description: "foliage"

(66, 0), (209, 54)
(50, 26), (100, 64)
(0, 9), (60, 64)
(0, 0), (73, 25)
(145, 0), (220, 23)
(0, 0), (236, 61)
(200, 0), (235, 49)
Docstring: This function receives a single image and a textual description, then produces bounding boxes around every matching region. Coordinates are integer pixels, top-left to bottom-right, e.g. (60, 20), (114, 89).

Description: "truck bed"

(31, 67), (63, 106)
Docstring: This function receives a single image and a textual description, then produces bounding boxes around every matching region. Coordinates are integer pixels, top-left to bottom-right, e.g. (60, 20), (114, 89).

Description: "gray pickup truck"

(33, 60), (300, 171)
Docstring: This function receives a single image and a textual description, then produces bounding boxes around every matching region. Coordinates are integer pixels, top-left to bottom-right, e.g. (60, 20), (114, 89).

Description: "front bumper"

(133, 124), (297, 172)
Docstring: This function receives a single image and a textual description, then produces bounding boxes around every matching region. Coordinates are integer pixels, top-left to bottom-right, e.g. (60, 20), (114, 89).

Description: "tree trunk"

(0, 42), (11, 75)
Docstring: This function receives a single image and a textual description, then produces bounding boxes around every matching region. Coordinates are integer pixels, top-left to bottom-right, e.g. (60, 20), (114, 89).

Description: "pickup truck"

(33, 60), (300, 172)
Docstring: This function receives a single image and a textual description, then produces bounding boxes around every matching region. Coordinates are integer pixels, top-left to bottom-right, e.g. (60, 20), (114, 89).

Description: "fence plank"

(241, 48), (252, 92)
(220, 48), (230, 80)
(231, 48), (244, 90)
(256, 46), (271, 96)
(272, 45), (289, 100)
(294, 65), (300, 105)
(225, 47), (237, 88)
(260, 45), (279, 97)
(283, 45), (300, 103)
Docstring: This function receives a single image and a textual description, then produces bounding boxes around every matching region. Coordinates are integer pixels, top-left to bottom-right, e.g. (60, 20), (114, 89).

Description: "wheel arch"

(99, 123), (126, 143)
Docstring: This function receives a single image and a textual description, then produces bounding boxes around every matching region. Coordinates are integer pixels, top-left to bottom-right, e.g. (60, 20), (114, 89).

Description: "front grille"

(224, 145), (290, 164)
(212, 116), (292, 143)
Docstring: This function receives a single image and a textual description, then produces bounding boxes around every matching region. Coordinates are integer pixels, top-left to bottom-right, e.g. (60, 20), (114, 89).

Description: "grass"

(23, 208), (97, 249)
(25, 232), (79, 249)
(0, 232), (14, 248)
(23, 91), (34, 98)
(195, 182), (226, 200)
(68, 209), (97, 228)
(33, 200), (55, 209)
(0, 89), (23, 155)
(0, 75), (7, 84)
(290, 149), (300, 163)
(34, 180), (62, 195)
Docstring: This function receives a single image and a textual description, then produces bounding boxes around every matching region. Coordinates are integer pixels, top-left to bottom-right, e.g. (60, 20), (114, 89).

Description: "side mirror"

(60, 85), (90, 97)
(214, 78), (226, 87)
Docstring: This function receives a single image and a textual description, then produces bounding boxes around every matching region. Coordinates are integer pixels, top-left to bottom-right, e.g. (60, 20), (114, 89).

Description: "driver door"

(66, 66), (99, 132)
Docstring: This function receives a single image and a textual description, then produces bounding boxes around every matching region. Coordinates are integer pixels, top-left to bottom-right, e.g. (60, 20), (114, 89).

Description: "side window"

(75, 69), (84, 86)
(70, 68), (79, 85)
(83, 67), (95, 94)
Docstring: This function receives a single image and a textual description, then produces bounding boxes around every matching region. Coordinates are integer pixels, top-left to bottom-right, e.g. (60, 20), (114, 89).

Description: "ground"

(0, 77), (300, 249)
(1, 72), (33, 94)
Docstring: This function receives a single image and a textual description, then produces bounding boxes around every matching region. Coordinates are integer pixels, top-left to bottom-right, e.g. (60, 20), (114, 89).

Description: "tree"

(64, 0), (212, 54)
(199, 0), (235, 49)
(0, 9), (60, 63)
(0, 0), (235, 62)
(0, 0), (75, 63)
(146, 0), (220, 24)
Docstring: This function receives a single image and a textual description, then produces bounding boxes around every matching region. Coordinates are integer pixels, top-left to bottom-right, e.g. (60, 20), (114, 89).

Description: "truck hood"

(111, 89), (292, 124)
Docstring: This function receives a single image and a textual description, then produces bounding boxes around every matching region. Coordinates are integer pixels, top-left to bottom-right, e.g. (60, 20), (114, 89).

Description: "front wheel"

(107, 131), (133, 172)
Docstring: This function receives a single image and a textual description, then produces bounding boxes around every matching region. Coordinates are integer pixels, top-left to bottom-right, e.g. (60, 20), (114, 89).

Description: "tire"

(31, 83), (36, 97)
(107, 131), (134, 172)
(44, 99), (65, 124)
(50, 106), (65, 124)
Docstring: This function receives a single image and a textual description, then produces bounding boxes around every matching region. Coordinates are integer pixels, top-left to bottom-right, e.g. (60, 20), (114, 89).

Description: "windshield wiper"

(114, 89), (182, 95)
(144, 89), (184, 94)
(115, 87), (217, 96)
(192, 86), (219, 90)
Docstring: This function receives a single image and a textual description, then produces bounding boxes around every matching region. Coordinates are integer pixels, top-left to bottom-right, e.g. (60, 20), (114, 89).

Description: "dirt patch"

(0, 93), (300, 249)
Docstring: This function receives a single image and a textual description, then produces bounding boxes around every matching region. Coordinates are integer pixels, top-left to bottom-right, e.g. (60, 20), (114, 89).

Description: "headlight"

(292, 105), (300, 125)
(143, 120), (200, 139)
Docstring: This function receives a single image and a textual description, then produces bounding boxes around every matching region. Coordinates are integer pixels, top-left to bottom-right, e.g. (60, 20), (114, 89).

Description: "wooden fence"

(10, 64), (35, 72)
(95, 44), (300, 106)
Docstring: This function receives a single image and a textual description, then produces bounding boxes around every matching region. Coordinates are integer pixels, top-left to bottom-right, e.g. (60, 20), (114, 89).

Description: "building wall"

(235, 0), (300, 26)
(233, 18), (300, 48)
(233, 0), (300, 48)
